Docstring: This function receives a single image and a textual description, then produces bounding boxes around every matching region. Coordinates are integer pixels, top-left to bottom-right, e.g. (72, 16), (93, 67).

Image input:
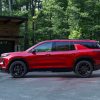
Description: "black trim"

(29, 68), (73, 72)
(94, 65), (100, 71)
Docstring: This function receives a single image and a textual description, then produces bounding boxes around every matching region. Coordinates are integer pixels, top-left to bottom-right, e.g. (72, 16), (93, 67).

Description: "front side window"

(53, 42), (70, 51)
(33, 42), (52, 52)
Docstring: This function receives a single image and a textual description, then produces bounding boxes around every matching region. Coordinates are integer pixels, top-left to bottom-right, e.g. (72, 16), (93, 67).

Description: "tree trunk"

(0, 0), (2, 15)
(24, 2), (29, 50)
(31, 0), (36, 44)
(24, 21), (29, 50)
(8, 0), (12, 15)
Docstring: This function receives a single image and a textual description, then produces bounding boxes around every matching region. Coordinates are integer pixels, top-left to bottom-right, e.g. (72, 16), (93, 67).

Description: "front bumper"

(0, 65), (8, 73)
(0, 63), (7, 72)
(0, 57), (9, 72)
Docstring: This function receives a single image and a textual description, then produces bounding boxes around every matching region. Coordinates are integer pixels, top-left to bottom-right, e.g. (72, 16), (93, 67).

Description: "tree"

(67, 0), (83, 39)
(0, 0), (100, 46)
(67, 0), (100, 40)
(34, 0), (69, 42)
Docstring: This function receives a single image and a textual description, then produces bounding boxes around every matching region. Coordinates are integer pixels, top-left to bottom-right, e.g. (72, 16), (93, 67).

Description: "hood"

(1, 51), (29, 57)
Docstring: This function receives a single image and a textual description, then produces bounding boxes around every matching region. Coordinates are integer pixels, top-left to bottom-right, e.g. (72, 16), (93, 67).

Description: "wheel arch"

(74, 56), (95, 70)
(7, 58), (29, 72)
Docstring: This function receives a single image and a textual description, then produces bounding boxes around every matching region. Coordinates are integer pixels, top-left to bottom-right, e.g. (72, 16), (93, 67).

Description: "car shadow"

(22, 72), (77, 78)
(22, 72), (100, 78)
(24, 74), (77, 78)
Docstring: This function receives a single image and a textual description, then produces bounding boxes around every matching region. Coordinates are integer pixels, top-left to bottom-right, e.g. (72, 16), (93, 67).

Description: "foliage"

(34, 0), (69, 41)
(0, 0), (100, 48)
(67, 0), (100, 40)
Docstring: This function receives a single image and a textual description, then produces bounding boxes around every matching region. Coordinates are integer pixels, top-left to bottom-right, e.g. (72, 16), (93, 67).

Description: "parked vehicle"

(0, 39), (100, 78)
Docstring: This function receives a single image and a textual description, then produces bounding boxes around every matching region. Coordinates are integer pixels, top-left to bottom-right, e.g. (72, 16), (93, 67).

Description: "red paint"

(0, 39), (100, 71)
(74, 44), (91, 50)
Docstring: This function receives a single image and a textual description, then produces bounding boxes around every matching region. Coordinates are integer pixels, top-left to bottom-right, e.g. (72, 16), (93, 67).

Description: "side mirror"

(32, 50), (36, 54)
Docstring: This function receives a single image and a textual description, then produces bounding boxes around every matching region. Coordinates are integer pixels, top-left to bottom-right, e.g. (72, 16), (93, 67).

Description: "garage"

(0, 16), (27, 54)
(0, 40), (15, 54)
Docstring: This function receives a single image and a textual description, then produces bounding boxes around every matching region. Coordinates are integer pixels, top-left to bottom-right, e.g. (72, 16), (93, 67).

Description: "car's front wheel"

(9, 61), (27, 78)
(74, 60), (93, 78)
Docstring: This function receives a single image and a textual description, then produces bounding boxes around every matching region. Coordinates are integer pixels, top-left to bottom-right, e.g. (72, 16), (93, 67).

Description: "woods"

(0, 0), (100, 47)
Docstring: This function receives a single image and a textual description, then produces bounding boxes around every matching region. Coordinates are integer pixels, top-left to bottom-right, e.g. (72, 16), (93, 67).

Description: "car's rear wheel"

(9, 61), (27, 78)
(74, 60), (93, 78)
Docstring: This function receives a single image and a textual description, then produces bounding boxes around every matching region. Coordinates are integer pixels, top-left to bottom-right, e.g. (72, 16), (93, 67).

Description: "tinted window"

(53, 42), (70, 51)
(70, 42), (75, 50)
(96, 42), (100, 48)
(74, 42), (99, 49)
(33, 42), (52, 52)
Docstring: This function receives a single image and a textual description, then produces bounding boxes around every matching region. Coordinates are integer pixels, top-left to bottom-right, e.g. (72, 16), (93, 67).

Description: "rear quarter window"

(74, 41), (99, 49)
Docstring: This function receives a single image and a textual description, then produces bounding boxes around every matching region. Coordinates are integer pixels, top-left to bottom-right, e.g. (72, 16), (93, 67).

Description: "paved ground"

(0, 71), (100, 100)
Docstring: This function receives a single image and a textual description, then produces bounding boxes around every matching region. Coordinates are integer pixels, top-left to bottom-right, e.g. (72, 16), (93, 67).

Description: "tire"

(9, 61), (27, 78)
(74, 60), (93, 78)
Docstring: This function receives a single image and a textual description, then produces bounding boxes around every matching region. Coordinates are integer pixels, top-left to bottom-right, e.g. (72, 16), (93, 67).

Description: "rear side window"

(74, 41), (99, 49)
(53, 42), (70, 51)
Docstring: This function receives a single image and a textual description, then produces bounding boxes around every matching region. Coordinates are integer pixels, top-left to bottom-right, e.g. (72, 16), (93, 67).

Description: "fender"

(74, 56), (95, 68)
(7, 58), (29, 71)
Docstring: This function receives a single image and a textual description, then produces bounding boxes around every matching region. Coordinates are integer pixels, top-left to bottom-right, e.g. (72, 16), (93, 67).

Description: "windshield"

(25, 43), (38, 52)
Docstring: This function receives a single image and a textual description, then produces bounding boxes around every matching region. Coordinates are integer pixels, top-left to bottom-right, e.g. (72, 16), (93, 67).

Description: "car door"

(28, 42), (54, 69)
(49, 41), (75, 68)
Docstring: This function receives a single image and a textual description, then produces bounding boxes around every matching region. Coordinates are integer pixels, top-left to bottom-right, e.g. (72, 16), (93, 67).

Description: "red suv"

(0, 39), (100, 78)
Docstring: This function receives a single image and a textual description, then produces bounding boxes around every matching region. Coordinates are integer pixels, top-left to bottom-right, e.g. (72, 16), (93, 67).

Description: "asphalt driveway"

(0, 71), (100, 100)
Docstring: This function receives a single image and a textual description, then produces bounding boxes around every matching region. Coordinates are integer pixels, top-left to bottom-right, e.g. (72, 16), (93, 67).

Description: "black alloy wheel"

(9, 61), (27, 78)
(74, 60), (93, 78)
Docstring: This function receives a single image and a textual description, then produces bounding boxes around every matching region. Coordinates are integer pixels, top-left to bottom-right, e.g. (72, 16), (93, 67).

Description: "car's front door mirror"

(32, 50), (36, 54)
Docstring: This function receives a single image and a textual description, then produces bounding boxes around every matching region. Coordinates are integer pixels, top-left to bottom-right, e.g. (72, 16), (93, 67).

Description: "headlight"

(1, 53), (10, 57)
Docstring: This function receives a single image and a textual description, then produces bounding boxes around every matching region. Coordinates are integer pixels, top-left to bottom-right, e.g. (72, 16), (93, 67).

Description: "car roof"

(43, 39), (97, 42)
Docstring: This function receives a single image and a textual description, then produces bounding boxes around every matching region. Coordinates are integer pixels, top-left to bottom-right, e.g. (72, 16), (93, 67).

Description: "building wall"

(0, 21), (19, 36)
(0, 21), (21, 54)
